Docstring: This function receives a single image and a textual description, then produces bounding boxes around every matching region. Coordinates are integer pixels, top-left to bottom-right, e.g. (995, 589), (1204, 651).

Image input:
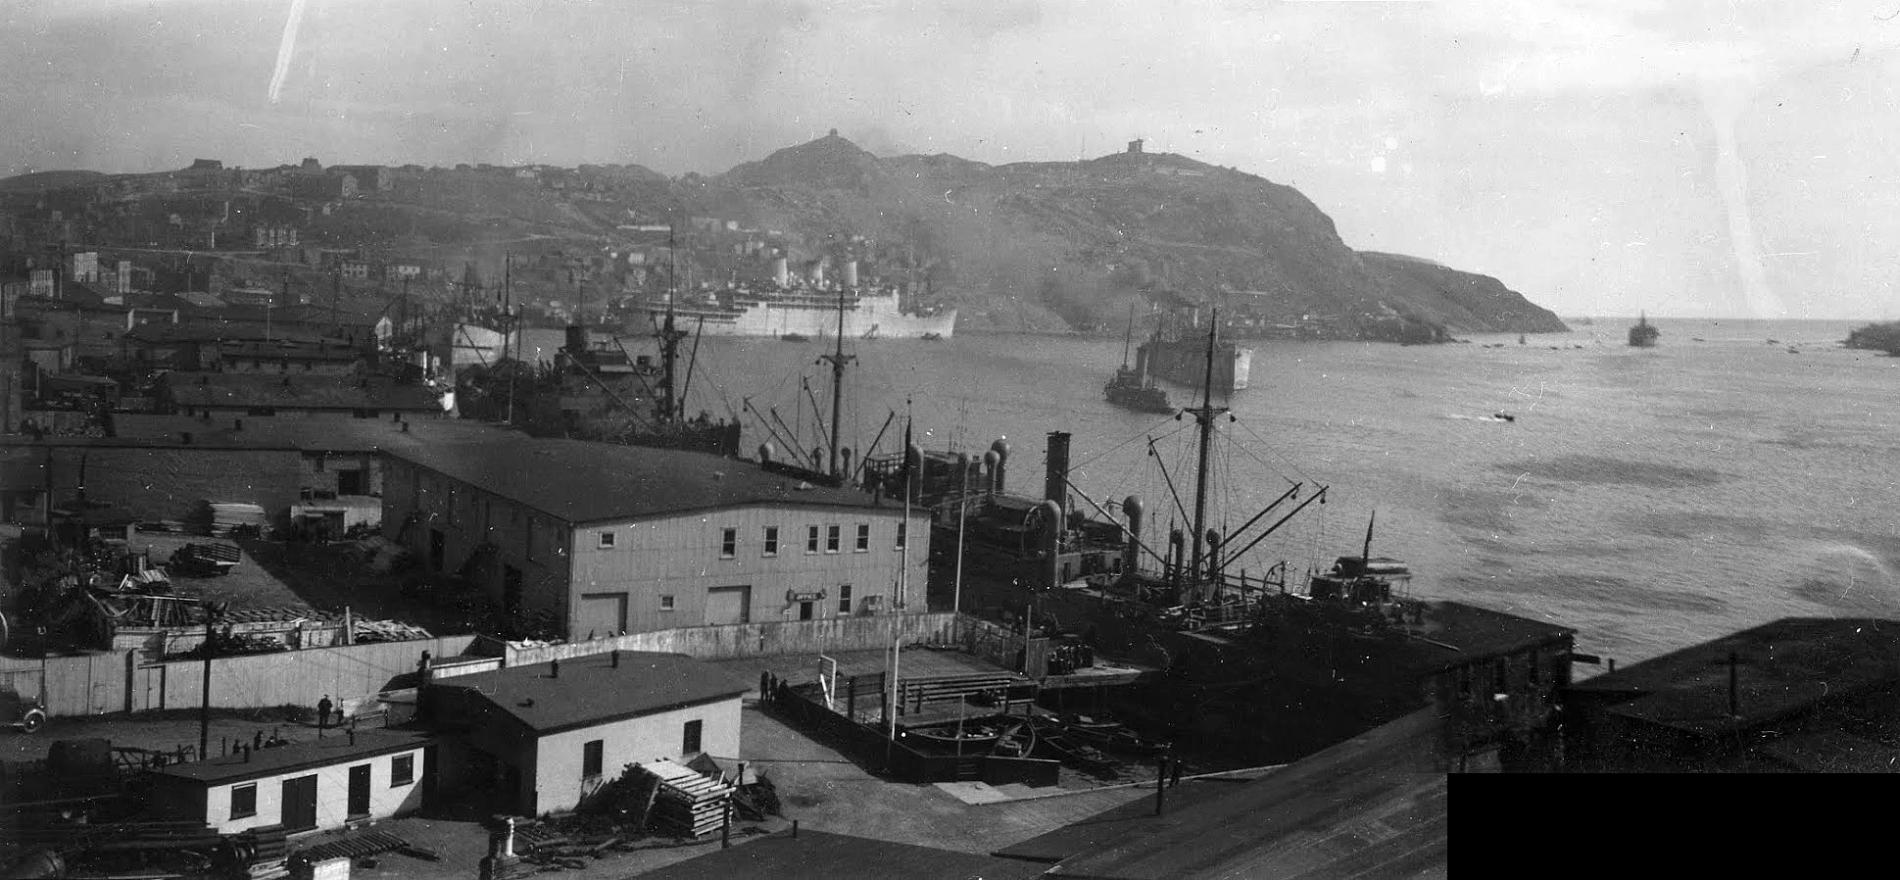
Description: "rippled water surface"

(670, 317), (1900, 667)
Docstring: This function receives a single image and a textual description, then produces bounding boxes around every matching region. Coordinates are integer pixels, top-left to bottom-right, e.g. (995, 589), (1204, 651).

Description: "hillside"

(5, 139), (1565, 339)
(704, 137), (1566, 337)
(0, 170), (107, 192)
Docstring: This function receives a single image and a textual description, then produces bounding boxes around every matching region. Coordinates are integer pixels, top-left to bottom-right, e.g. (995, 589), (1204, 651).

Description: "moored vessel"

(1628, 312), (1660, 347)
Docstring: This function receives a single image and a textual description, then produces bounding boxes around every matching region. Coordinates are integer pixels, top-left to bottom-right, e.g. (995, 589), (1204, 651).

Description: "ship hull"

(644, 291), (957, 339)
(1139, 339), (1252, 393)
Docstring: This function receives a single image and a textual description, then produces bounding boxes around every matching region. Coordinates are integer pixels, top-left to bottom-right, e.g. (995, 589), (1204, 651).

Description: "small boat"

(1058, 713), (1164, 755)
(992, 721), (1036, 759)
(1628, 313), (1660, 347)
(1492, 412), (1515, 423)
(1030, 717), (1116, 774)
(903, 722), (1002, 749)
(780, 332), (809, 342)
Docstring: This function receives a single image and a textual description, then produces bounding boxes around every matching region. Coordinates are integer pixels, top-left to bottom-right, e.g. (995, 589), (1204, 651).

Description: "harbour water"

(676, 317), (1900, 670)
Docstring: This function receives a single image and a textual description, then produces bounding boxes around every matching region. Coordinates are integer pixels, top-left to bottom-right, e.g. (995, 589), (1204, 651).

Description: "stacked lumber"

(637, 759), (733, 838)
(293, 829), (408, 864)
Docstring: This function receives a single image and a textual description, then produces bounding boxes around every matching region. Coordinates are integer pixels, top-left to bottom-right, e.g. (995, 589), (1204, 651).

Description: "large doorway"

(705, 585), (751, 625)
(281, 775), (318, 831)
(579, 592), (628, 636)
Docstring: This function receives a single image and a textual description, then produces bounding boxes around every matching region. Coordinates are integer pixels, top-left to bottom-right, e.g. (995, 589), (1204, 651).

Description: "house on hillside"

(420, 651), (747, 816)
(146, 730), (432, 835)
(380, 437), (930, 639)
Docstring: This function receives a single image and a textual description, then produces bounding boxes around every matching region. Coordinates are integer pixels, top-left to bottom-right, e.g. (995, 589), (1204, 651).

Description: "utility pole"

(198, 602), (223, 761)
(954, 453), (969, 615)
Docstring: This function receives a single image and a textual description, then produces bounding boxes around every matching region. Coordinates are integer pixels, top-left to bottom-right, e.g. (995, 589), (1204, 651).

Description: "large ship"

(1138, 307), (1250, 393)
(641, 256), (955, 340)
(1628, 312), (1660, 347)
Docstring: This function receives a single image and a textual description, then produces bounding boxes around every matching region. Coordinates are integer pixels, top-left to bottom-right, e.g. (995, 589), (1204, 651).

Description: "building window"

(838, 584), (852, 615)
(763, 526), (778, 557)
(352, 408), (380, 419)
(231, 783), (257, 819)
(896, 522), (907, 549)
(721, 527), (737, 558)
(682, 720), (703, 755)
(855, 524), (870, 552)
(391, 754), (415, 787)
(826, 524), (841, 553)
(582, 739), (604, 778)
(660, 595), (675, 612)
(806, 525), (820, 554)
(598, 531), (615, 549)
(246, 406), (276, 416)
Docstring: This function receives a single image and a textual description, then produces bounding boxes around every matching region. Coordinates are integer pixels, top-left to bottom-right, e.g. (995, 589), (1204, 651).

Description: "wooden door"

(705, 585), (751, 625)
(281, 775), (318, 831)
(347, 764), (372, 817)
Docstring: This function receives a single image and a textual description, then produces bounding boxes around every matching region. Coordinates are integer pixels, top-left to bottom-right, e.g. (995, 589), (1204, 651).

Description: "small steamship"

(643, 255), (956, 340)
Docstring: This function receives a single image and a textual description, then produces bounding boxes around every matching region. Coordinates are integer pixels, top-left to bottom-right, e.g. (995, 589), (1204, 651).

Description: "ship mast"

(1120, 302), (1135, 369)
(1187, 307), (1228, 594)
(819, 284), (855, 478)
(656, 228), (689, 424)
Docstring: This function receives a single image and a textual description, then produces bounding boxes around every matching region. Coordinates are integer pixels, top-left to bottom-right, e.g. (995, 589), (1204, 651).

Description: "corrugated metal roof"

(151, 729), (432, 784)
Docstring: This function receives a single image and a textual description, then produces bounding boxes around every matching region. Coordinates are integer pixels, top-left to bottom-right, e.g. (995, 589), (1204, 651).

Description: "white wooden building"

(421, 651), (748, 816)
(146, 730), (431, 834)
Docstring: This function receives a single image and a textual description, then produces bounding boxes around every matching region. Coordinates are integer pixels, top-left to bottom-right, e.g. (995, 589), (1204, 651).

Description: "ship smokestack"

(1122, 495), (1143, 574)
(983, 450), (1000, 497)
(989, 438), (1010, 495)
(772, 256), (789, 287)
(564, 325), (586, 354)
(810, 259), (826, 286)
(840, 447), (853, 483)
(1039, 499), (1063, 589)
(1044, 431), (1071, 521)
(843, 260), (859, 288)
(757, 442), (774, 465)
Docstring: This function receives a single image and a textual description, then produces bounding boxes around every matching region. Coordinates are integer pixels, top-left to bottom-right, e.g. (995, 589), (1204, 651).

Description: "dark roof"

(1401, 600), (1575, 670)
(1042, 709), (1446, 880)
(428, 652), (749, 735)
(640, 830), (1046, 880)
(164, 372), (444, 412)
(388, 436), (905, 524)
(1565, 618), (1900, 736)
(151, 730), (431, 785)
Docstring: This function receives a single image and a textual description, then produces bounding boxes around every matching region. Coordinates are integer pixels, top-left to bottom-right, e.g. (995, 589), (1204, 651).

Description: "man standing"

(317, 694), (334, 737)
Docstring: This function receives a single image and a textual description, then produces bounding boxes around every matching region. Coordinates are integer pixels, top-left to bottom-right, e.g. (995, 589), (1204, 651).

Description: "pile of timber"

(637, 759), (734, 838)
(292, 829), (408, 865)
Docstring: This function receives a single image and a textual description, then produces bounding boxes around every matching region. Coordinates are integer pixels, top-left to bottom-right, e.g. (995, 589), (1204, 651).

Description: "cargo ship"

(1138, 308), (1250, 393)
(1628, 313), (1660, 348)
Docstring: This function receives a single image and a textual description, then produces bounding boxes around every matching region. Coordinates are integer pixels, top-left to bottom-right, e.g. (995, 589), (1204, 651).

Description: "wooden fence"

(0, 635), (476, 719)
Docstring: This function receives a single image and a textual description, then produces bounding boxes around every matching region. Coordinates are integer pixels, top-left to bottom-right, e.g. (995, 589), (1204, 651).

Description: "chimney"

(550, 658), (560, 679)
(611, 649), (620, 668)
(843, 260), (859, 288)
(771, 256), (789, 287)
(347, 729), (356, 746)
(1043, 432), (1071, 519)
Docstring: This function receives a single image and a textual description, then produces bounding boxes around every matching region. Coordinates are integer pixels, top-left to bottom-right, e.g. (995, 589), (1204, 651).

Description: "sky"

(2, 0), (1897, 320)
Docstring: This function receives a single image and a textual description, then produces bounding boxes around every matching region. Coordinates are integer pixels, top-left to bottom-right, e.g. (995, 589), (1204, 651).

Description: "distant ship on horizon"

(1628, 313), (1660, 348)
